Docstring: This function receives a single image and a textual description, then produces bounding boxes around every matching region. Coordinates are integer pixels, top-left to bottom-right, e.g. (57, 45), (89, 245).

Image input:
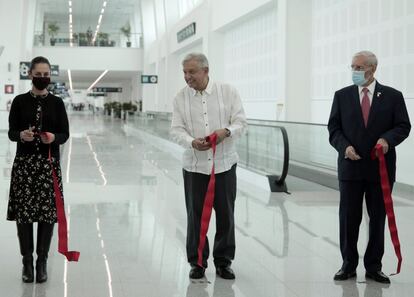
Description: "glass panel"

(34, 31), (143, 48)
(125, 113), (337, 176)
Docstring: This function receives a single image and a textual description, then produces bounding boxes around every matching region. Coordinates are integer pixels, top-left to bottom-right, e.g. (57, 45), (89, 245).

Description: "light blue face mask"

(352, 70), (367, 86)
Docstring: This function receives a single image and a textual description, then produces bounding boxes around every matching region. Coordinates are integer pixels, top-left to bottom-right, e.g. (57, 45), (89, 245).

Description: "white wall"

(310, 0), (414, 124)
(33, 47), (143, 71)
(310, 0), (414, 186)
(141, 0), (281, 117)
(211, 0), (273, 31)
(141, 0), (413, 186)
(222, 5), (279, 120)
(141, 0), (157, 48)
(0, 0), (36, 124)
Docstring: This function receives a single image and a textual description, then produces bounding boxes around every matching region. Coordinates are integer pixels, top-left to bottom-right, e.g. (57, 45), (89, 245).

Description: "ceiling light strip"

(87, 70), (109, 91)
(67, 69), (73, 91)
(69, 1), (73, 47)
(92, 1), (108, 44)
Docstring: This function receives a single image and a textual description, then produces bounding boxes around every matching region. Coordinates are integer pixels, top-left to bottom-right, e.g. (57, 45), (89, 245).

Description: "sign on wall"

(177, 22), (196, 43)
(19, 62), (59, 79)
(51, 65), (59, 76)
(92, 87), (122, 93)
(141, 75), (158, 84)
(4, 84), (14, 94)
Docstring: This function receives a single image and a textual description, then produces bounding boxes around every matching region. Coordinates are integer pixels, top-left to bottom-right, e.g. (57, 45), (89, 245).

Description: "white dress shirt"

(358, 79), (376, 104)
(170, 80), (247, 174)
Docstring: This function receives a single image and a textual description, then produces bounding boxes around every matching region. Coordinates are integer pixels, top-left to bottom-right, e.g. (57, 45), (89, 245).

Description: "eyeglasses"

(351, 65), (371, 71)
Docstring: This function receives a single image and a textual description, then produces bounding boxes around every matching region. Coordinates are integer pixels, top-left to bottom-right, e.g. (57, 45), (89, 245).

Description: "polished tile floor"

(1, 112), (413, 297)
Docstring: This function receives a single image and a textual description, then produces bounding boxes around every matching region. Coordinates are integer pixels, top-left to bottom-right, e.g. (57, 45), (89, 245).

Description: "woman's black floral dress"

(7, 91), (69, 224)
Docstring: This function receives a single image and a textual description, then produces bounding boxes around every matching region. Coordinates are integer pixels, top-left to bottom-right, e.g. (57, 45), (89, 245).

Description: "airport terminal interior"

(0, 0), (414, 296)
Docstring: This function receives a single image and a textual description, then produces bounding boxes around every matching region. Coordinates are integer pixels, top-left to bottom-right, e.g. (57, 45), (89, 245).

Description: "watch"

(225, 128), (231, 137)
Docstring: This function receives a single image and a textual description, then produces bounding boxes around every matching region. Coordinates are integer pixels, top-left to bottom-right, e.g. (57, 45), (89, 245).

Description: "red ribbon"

(197, 133), (217, 267)
(371, 143), (401, 275)
(43, 132), (80, 262)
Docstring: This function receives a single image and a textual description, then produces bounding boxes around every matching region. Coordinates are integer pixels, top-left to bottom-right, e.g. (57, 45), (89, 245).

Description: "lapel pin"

(377, 92), (381, 98)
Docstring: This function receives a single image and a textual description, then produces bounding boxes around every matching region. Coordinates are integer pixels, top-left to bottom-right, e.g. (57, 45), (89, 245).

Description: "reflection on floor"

(1, 112), (413, 297)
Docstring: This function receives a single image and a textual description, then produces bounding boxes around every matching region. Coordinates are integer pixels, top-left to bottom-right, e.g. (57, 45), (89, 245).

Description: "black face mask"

(32, 77), (51, 90)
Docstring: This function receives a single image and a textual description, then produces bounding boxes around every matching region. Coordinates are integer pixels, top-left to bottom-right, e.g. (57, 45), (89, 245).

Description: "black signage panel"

(20, 62), (59, 79)
(141, 75), (158, 84)
(177, 22), (196, 43)
(19, 62), (30, 79)
(92, 87), (123, 93)
(51, 65), (59, 76)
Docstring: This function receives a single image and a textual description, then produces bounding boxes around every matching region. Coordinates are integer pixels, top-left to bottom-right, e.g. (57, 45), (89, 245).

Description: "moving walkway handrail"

(247, 123), (290, 193)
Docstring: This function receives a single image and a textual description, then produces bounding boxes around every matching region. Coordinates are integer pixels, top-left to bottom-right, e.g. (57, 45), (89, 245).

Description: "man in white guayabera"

(171, 53), (247, 280)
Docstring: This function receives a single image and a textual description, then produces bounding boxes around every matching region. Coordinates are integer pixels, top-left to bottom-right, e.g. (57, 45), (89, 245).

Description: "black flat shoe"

(216, 266), (235, 280)
(365, 271), (390, 284)
(189, 266), (205, 279)
(333, 269), (356, 281)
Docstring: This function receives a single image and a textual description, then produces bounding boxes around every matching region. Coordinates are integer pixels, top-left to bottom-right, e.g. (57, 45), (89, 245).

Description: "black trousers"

(339, 180), (388, 273)
(183, 164), (237, 268)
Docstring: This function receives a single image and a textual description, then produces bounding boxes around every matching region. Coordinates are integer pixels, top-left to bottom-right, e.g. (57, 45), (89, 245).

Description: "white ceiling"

(55, 70), (141, 89)
(37, 0), (140, 35)
(36, 0), (142, 89)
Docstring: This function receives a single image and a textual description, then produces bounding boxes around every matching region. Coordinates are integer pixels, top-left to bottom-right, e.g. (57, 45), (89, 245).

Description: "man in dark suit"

(328, 51), (411, 283)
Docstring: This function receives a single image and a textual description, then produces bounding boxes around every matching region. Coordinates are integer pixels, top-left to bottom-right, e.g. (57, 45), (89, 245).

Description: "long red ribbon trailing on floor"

(197, 133), (217, 268)
(43, 132), (80, 262)
(371, 144), (401, 275)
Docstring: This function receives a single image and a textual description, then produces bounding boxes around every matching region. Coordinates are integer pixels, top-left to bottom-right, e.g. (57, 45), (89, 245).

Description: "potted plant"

(97, 32), (109, 46)
(120, 23), (131, 47)
(48, 22), (60, 46)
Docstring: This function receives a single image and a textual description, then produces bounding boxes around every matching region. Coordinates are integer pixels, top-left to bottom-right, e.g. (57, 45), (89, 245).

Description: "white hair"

(353, 50), (378, 66)
(182, 53), (209, 68)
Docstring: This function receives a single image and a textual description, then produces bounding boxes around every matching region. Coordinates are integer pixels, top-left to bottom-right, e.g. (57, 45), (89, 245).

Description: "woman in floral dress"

(7, 56), (69, 283)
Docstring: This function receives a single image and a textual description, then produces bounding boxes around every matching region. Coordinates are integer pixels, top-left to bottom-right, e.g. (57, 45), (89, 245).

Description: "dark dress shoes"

(333, 269), (356, 281)
(216, 266), (235, 280)
(365, 271), (390, 284)
(189, 265), (205, 279)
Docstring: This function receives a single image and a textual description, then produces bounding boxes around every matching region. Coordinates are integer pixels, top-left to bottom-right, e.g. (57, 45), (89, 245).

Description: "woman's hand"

(40, 132), (55, 144)
(20, 126), (35, 142)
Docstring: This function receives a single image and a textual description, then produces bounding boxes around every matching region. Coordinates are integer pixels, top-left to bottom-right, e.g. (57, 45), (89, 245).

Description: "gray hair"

(182, 53), (209, 68)
(353, 50), (378, 66)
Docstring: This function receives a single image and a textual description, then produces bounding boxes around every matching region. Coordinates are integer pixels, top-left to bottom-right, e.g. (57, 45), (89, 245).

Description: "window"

(178, 0), (203, 18)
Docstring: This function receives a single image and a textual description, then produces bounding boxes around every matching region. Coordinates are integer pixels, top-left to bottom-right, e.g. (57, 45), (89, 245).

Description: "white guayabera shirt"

(171, 80), (247, 175)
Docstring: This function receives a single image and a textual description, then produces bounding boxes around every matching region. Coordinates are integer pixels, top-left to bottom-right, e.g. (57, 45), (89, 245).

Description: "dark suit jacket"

(328, 81), (411, 182)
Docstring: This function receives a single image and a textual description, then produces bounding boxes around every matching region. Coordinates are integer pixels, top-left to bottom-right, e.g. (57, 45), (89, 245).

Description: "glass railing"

(247, 119), (337, 172)
(125, 113), (336, 191)
(34, 31), (143, 48)
(125, 112), (337, 173)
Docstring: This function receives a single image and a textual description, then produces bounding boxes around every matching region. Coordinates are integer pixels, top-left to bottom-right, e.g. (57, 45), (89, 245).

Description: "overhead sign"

(4, 84), (14, 94)
(20, 62), (59, 79)
(92, 87), (122, 93)
(177, 22), (196, 43)
(51, 65), (59, 76)
(141, 75), (158, 84)
(87, 93), (107, 97)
